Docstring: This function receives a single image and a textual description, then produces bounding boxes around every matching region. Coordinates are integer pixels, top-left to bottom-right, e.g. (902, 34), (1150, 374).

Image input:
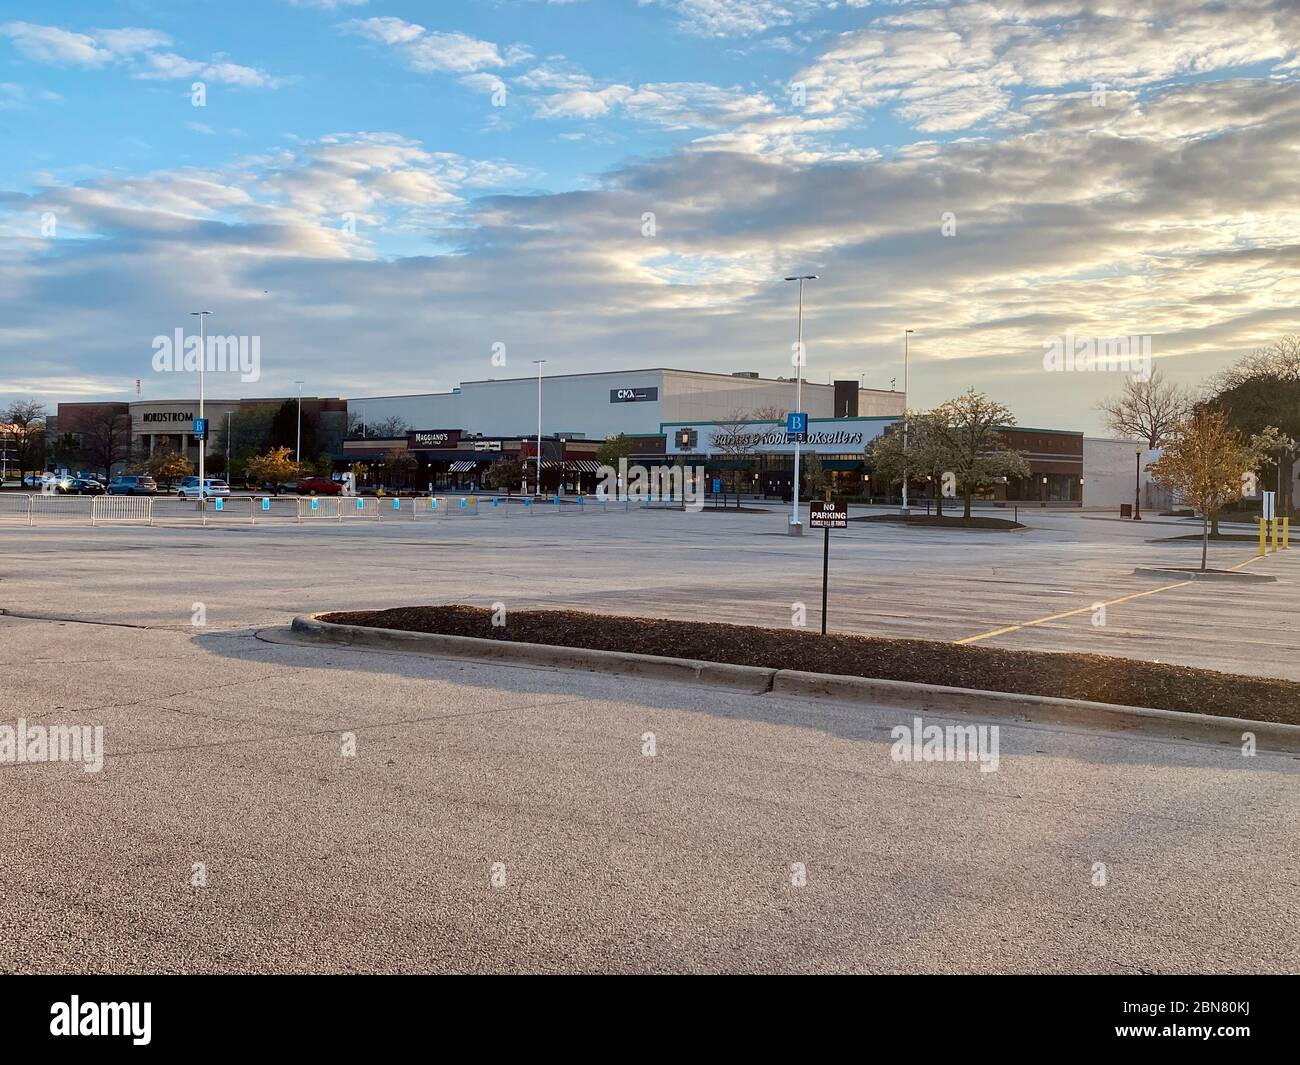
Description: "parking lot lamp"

(901, 329), (914, 515)
(190, 311), (211, 496)
(295, 380), (304, 463)
(784, 275), (816, 534)
(533, 359), (546, 494)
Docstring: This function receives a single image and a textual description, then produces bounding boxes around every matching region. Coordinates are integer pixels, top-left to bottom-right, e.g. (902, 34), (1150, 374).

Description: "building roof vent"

(731, 371), (759, 379)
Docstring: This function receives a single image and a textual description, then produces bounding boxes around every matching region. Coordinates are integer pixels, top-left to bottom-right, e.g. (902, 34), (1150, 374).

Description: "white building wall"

(350, 369), (904, 440)
(1083, 437), (1168, 511)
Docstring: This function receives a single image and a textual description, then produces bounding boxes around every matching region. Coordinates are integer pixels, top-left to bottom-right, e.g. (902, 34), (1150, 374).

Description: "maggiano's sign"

(407, 429), (462, 450)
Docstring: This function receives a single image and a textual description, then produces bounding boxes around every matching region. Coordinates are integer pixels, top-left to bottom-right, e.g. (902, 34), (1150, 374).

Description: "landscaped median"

(285, 606), (1300, 750)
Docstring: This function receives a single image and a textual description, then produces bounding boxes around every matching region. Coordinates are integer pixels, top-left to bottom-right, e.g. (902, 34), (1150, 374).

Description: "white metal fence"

(92, 496), (153, 525)
(0, 492), (638, 529)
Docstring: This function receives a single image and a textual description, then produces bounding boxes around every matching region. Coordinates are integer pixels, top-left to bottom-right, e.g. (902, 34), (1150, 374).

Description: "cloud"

(8, 68), (1300, 431)
(793, 0), (1300, 132)
(646, 0), (823, 38)
(341, 17), (529, 73)
(517, 62), (777, 128)
(0, 21), (281, 87)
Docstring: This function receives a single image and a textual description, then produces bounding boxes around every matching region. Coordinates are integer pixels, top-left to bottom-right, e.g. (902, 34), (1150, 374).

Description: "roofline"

(353, 367), (902, 399)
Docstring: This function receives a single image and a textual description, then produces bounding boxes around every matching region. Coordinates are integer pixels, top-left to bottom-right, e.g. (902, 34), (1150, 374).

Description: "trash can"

(1120, 503), (1132, 518)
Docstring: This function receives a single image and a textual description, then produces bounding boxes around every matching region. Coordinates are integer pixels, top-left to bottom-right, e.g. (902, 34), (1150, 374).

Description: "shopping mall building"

(47, 367), (1159, 506)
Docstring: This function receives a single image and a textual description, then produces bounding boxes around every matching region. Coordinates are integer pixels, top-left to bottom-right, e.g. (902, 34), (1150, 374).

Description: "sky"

(2, 0), (1299, 433)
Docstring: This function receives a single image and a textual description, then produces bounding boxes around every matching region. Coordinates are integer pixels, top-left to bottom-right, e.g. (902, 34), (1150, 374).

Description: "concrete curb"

(1133, 566), (1277, 583)
(768, 670), (1300, 751)
(289, 615), (776, 693)
(290, 615), (1300, 753)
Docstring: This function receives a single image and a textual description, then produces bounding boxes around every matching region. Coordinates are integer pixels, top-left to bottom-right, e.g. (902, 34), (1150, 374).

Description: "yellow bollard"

(1260, 518), (1267, 556)
(1272, 517), (1279, 553)
(1285, 516), (1291, 550)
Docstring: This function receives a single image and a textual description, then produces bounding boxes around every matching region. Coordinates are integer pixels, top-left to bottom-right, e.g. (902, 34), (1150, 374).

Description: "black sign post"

(808, 501), (847, 635)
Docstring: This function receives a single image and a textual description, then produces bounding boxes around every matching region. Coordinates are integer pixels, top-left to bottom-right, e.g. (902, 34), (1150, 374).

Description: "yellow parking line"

(957, 546), (1287, 645)
(955, 581), (1192, 645)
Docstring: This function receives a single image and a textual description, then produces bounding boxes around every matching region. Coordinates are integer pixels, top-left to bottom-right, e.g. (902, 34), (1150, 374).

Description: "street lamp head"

(783, 275), (818, 281)
(190, 310), (211, 316)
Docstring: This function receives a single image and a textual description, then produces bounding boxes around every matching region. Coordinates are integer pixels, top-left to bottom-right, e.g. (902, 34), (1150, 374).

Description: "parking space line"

(955, 581), (1193, 645)
(956, 547), (1285, 646)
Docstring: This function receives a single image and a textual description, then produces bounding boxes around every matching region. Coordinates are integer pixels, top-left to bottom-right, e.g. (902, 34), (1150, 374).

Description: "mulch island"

(319, 605), (1300, 725)
(850, 514), (1024, 529)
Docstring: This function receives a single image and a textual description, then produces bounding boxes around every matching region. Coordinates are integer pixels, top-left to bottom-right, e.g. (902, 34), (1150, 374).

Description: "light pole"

(532, 359), (546, 495)
(784, 274), (816, 535)
(1133, 449), (1143, 520)
(901, 328), (914, 515)
(294, 380), (304, 463)
(190, 311), (211, 497)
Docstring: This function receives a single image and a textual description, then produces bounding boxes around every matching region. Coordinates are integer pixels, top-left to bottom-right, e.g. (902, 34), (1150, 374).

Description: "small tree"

(384, 447), (417, 492)
(926, 390), (1029, 518)
(245, 446), (302, 488)
(708, 408), (759, 493)
(868, 412), (952, 515)
(595, 433), (634, 469)
(1151, 410), (1255, 571)
(147, 449), (194, 486)
(486, 457), (524, 490)
(49, 433), (81, 471)
(800, 452), (827, 498)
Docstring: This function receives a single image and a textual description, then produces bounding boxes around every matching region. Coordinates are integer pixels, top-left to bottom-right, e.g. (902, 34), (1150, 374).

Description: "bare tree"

(1097, 369), (1193, 449)
(707, 408), (761, 493)
(2, 399), (47, 486)
(78, 409), (134, 481)
(1210, 334), (1300, 391)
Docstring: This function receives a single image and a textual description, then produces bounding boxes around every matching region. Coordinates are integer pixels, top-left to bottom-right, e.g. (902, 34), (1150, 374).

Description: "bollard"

(1285, 516), (1291, 550)
(1272, 516), (1279, 553)
(1260, 517), (1267, 556)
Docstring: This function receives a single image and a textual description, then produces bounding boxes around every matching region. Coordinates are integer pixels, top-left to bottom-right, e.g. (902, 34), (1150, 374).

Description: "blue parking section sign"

(787, 411), (808, 436)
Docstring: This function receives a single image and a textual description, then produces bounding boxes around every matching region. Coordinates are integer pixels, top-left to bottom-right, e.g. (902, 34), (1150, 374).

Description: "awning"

(568, 460), (602, 473)
(448, 460), (479, 472)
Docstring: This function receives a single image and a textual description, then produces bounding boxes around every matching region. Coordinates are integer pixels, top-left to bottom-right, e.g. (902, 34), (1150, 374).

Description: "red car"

(294, 477), (343, 496)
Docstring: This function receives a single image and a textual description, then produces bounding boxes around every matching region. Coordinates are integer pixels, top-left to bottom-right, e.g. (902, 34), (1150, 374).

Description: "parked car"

(61, 477), (105, 495)
(177, 478), (231, 499)
(107, 476), (159, 495)
(21, 474), (55, 488)
(293, 477), (344, 496)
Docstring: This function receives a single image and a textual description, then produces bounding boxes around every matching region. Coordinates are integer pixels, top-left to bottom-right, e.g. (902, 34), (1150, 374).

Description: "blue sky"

(3, 1), (1300, 431)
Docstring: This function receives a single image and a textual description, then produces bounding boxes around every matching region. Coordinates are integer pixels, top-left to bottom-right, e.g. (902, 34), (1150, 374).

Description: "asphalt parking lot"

(1, 503), (1296, 680)
(2, 506), (1297, 973)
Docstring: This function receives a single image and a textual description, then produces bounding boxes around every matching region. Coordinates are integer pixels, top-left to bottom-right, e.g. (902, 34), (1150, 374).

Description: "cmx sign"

(610, 387), (658, 403)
